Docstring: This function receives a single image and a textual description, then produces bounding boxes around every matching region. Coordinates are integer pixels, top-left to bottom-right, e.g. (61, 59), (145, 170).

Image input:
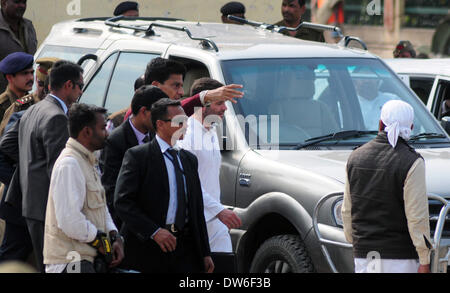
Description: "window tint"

(222, 58), (447, 149)
(104, 52), (159, 114)
(78, 52), (118, 107)
(409, 77), (434, 105)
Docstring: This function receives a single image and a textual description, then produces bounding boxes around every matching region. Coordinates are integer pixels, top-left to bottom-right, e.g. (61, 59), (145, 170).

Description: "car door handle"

(239, 173), (251, 187)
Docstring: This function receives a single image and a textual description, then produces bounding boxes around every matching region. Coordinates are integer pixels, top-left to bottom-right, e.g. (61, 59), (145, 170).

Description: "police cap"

(394, 40), (416, 58)
(114, 1), (139, 16)
(36, 57), (60, 83)
(0, 52), (34, 75)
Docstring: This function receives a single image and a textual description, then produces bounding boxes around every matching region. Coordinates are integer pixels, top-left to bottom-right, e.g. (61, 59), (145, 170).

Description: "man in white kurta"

(342, 100), (431, 273)
(177, 78), (241, 255)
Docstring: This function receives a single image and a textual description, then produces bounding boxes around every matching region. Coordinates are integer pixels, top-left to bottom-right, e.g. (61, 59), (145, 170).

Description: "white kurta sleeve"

(342, 171), (353, 244)
(403, 158), (431, 265)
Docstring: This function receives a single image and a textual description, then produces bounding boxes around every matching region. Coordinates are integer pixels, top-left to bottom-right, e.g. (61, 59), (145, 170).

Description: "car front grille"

(429, 199), (450, 238)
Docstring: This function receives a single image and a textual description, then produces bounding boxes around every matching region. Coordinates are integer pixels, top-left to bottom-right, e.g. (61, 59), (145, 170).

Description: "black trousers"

(211, 252), (237, 273)
(122, 233), (203, 273)
(25, 218), (45, 273)
(0, 221), (33, 262)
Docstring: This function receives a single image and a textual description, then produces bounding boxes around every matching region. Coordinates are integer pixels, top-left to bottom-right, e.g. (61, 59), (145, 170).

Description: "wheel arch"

(233, 192), (314, 272)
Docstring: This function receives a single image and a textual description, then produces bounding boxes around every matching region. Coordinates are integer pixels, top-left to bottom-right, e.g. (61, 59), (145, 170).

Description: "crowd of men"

(0, 49), (246, 273)
(0, 0), (434, 274)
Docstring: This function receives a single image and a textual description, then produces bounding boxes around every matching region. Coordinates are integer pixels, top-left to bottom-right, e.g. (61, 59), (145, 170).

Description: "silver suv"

(35, 16), (450, 273)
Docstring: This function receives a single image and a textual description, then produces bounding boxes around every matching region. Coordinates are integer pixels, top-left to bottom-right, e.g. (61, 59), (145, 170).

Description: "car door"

(429, 76), (450, 119)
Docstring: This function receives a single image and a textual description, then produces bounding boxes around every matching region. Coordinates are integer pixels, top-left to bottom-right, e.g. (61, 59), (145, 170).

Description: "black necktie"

(167, 148), (187, 230)
(143, 134), (150, 143)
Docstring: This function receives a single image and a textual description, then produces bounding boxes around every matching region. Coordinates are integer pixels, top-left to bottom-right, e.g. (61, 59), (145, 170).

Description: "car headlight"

(332, 198), (344, 227)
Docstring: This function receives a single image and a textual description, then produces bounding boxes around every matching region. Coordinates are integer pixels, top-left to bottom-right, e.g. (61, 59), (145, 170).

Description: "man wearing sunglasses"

(15, 61), (84, 272)
(115, 98), (214, 273)
(0, 57), (60, 136)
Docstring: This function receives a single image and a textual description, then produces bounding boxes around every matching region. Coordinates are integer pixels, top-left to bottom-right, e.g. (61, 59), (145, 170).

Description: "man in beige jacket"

(44, 103), (124, 273)
(342, 100), (431, 273)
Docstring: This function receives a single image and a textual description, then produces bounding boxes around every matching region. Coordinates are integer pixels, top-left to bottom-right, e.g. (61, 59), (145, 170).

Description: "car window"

(409, 77), (435, 105)
(222, 58), (448, 149)
(104, 52), (159, 114)
(435, 80), (450, 120)
(78, 52), (119, 107)
(36, 45), (96, 64)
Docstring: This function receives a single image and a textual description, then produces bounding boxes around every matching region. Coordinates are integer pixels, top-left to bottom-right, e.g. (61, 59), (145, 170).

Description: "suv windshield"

(222, 58), (449, 149)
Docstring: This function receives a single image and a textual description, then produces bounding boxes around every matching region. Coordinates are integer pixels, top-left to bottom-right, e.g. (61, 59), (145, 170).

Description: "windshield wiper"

(294, 130), (378, 150)
(409, 132), (447, 142)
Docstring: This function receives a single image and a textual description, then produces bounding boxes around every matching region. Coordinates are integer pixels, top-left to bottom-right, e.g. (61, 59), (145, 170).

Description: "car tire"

(249, 234), (315, 273)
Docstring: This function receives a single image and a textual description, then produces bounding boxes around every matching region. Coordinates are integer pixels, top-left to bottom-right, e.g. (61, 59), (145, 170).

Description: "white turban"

(380, 100), (414, 148)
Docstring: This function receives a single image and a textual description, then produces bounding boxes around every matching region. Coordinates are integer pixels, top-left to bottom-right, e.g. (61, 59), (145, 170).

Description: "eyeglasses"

(73, 81), (84, 90)
(160, 118), (188, 127)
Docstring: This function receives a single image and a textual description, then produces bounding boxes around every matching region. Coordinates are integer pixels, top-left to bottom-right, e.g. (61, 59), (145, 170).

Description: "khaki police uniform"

(0, 91), (38, 136)
(275, 20), (325, 42)
(0, 87), (19, 123)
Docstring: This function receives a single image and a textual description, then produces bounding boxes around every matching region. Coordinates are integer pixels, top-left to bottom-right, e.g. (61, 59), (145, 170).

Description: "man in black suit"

(101, 85), (166, 228)
(114, 98), (214, 273)
(17, 61), (84, 272)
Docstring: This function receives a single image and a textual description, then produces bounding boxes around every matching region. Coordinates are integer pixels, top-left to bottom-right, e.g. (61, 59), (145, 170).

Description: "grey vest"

(347, 132), (422, 259)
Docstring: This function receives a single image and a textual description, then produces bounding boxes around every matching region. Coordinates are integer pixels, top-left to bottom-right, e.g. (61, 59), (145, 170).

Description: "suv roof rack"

(78, 16), (183, 22)
(227, 15), (367, 51)
(104, 16), (219, 52)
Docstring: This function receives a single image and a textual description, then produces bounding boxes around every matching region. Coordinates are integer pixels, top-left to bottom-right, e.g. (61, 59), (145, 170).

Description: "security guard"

(393, 40), (416, 58)
(0, 57), (60, 136)
(0, 52), (34, 123)
(35, 57), (60, 101)
(275, 0), (325, 42)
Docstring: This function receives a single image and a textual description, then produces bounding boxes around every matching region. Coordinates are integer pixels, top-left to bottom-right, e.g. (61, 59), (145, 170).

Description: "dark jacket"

(100, 119), (140, 227)
(0, 111), (24, 226)
(18, 95), (68, 222)
(0, 11), (37, 93)
(114, 138), (211, 272)
(346, 132), (422, 259)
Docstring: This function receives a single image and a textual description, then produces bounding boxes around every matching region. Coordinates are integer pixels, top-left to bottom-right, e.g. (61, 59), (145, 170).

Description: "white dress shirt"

(45, 157), (117, 273)
(177, 116), (232, 252)
(49, 94), (68, 114)
(129, 119), (149, 145)
(152, 135), (187, 238)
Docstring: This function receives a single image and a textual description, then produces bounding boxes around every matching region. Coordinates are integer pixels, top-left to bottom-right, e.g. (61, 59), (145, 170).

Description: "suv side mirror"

(440, 116), (450, 135)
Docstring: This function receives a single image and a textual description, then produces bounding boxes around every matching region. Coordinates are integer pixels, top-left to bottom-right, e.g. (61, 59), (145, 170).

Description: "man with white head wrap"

(342, 100), (431, 273)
